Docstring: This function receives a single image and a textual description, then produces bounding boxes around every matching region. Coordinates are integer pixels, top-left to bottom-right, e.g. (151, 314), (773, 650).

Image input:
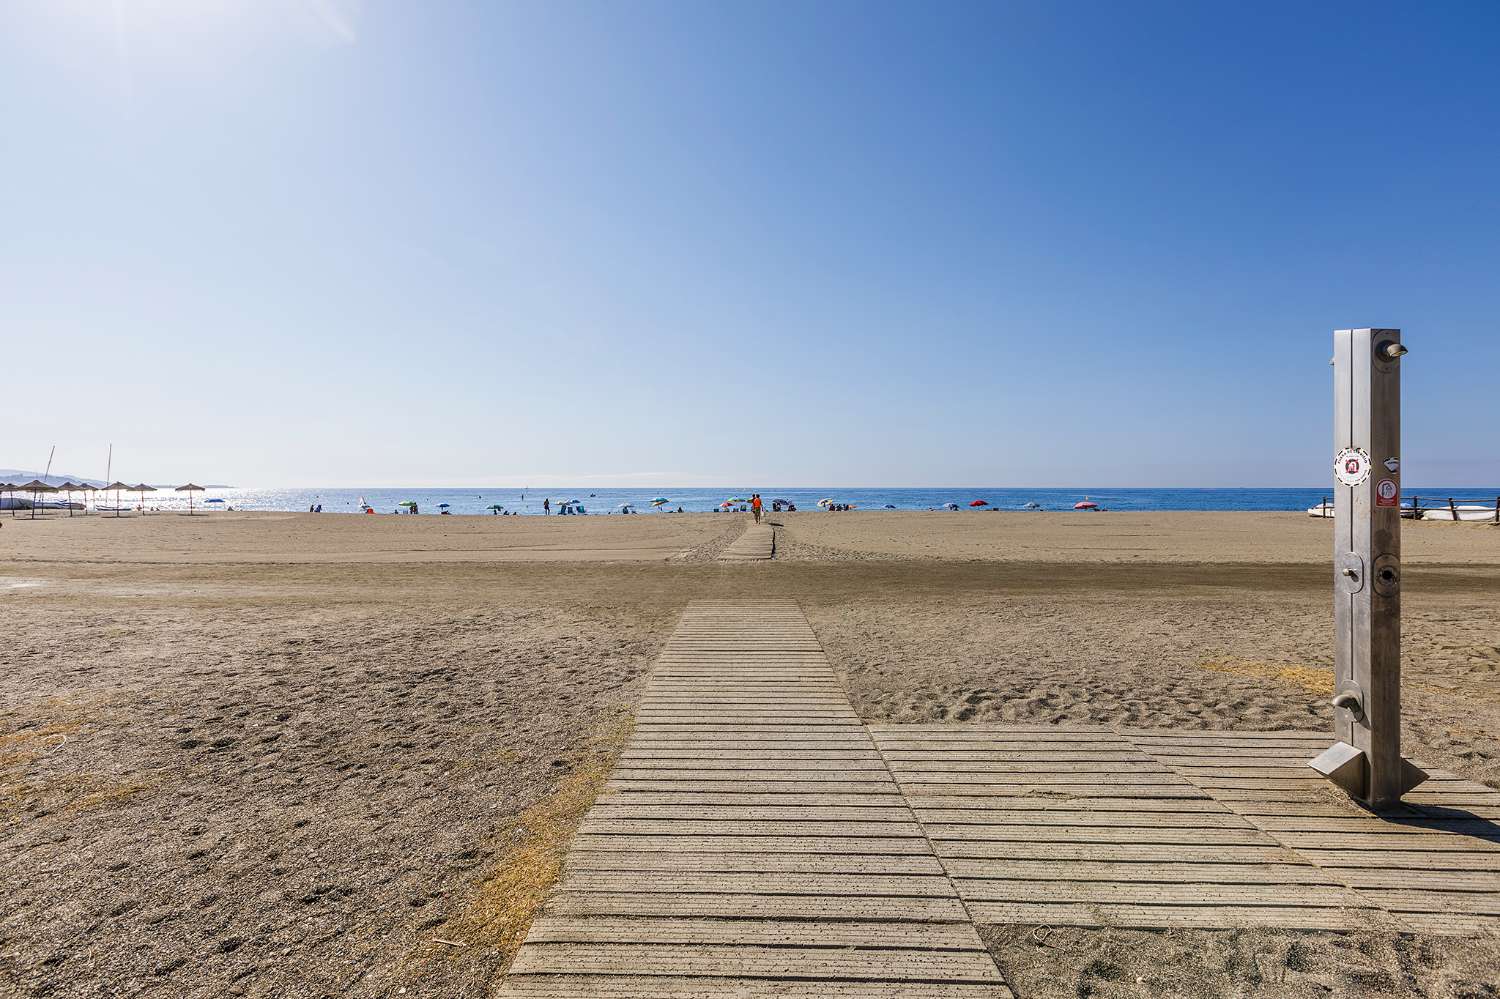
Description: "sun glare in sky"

(42, 0), (358, 69)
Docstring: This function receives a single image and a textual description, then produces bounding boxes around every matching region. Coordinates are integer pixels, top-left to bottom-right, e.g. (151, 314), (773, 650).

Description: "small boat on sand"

(1308, 500), (1498, 522)
(0, 498), (82, 511)
(1420, 504), (1498, 522)
(1308, 503), (1421, 519)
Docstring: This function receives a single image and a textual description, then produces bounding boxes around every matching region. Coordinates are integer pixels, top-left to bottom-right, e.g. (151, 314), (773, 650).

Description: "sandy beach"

(4, 510), (1499, 997)
(0, 509), (746, 564)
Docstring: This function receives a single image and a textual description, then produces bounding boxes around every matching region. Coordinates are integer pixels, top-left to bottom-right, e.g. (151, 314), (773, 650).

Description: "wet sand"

(3, 510), (1499, 997)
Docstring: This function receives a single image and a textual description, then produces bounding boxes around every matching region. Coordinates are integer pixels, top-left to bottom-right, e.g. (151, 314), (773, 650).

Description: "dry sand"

(3, 509), (1499, 998)
(775, 507), (1500, 564)
(1, 510), (744, 564)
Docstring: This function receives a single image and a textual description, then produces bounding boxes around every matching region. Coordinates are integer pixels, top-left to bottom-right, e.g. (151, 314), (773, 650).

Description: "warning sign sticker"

(1376, 478), (1399, 507)
(1335, 447), (1371, 488)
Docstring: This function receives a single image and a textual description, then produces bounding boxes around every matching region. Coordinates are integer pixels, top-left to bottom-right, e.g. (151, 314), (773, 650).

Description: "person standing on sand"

(543, 498), (550, 515)
(751, 494), (762, 525)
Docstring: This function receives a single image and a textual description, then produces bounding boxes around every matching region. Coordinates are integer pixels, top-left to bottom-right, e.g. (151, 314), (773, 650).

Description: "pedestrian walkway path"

(718, 524), (776, 561)
(499, 601), (1500, 996)
(498, 600), (1011, 998)
(870, 724), (1500, 934)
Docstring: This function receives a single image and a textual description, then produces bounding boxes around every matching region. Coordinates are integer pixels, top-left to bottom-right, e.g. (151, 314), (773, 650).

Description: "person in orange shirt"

(750, 493), (762, 525)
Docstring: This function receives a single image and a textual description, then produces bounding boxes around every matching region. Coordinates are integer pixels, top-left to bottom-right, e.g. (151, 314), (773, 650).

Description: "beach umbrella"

(942, 502), (960, 511)
(2, 481), (25, 518)
(1074, 499), (1099, 510)
(20, 480), (57, 520)
(176, 483), (205, 515)
(651, 497), (669, 505)
(133, 483), (157, 515)
(438, 502), (451, 508)
(970, 499), (988, 507)
(817, 498), (833, 508)
(63, 480), (91, 513)
(3, 482), (27, 518)
(102, 481), (132, 518)
(205, 498), (225, 507)
(54, 482), (82, 517)
(487, 504), (504, 514)
(104, 480), (130, 513)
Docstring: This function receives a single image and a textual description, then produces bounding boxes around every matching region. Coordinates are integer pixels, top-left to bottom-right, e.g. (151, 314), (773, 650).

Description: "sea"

(131, 487), (1500, 516)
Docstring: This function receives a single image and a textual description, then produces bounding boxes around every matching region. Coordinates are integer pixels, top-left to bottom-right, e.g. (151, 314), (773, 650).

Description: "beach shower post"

(1309, 328), (1427, 808)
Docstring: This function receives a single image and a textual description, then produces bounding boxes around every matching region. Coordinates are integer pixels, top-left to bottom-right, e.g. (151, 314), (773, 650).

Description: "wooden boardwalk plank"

(499, 977), (1013, 998)
(946, 859), (1333, 884)
(522, 916), (985, 948)
(965, 901), (1380, 931)
(953, 880), (1369, 908)
(600, 792), (913, 806)
(543, 892), (974, 921)
(510, 943), (1003, 980)
(567, 851), (947, 875)
(560, 871), (958, 897)
(571, 834), (935, 855)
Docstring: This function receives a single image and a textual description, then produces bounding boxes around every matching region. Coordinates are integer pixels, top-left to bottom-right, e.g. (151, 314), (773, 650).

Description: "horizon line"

(66, 483), (1500, 491)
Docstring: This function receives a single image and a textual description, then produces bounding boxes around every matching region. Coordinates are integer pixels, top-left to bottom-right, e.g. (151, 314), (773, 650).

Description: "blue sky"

(3, 1), (1497, 487)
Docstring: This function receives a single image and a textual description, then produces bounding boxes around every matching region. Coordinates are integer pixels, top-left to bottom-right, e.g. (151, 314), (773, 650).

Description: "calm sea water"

(139, 486), (1500, 515)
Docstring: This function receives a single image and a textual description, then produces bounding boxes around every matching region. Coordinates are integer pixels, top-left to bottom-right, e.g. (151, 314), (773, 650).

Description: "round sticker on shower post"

(1334, 447), (1371, 487)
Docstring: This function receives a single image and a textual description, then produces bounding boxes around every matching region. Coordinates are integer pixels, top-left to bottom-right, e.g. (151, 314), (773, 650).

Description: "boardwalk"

(718, 524), (776, 561)
(499, 600), (1010, 997)
(500, 601), (1500, 996)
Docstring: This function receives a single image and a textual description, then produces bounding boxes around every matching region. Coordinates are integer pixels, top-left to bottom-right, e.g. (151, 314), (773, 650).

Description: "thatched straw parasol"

(103, 481), (132, 517)
(53, 482), (82, 517)
(19, 479), (57, 520)
(176, 483), (205, 515)
(132, 483), (157, 514)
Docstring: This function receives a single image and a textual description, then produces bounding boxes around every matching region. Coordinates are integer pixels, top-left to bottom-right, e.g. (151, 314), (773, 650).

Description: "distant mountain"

(0, 470), (234, 489)
(0, 469), (108, 487)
